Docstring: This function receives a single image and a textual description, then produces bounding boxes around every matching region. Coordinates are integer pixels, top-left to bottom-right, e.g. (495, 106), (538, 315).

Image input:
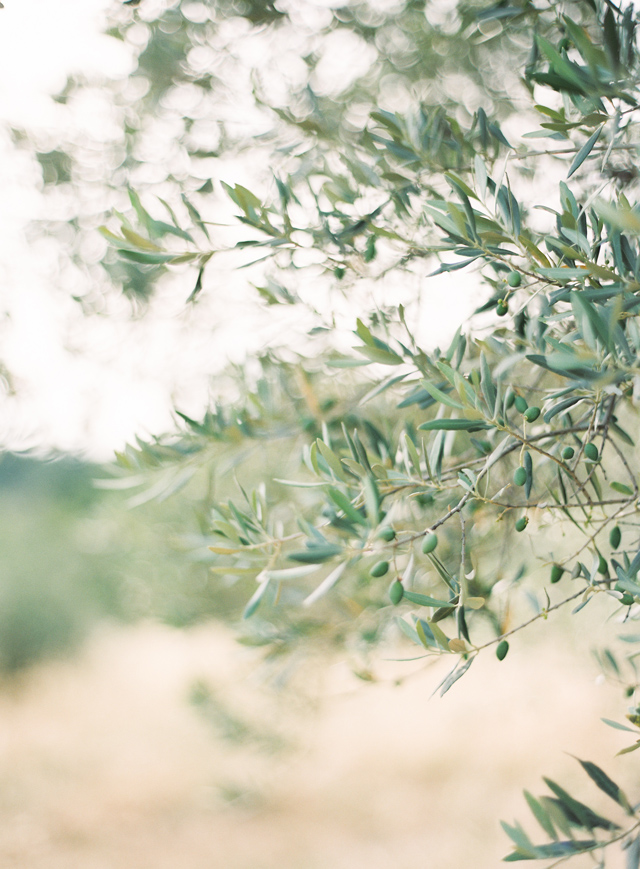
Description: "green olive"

(334, 266), (346, 280)
(377, 526), (396, 542)
(515, 516), (528, 532)
(496, 301), (509, 316)
(422, 532), (438, 554)
(514, 395), (528, 413)
(550, 564), (564, 584)
(597, 553), (608, 575)
(610, 525), (621, 549)
(370, 560), (389, 578)
(513, 467), (527, 487)
(621, 593), (635, 607)
(524, 406), (540, 423)
(388, 579), (404, 605)
(562, 446), (575, 460)
(584, 442), (599, 461)
(507, 271), (522, 288)
(496, 640), (509, 660)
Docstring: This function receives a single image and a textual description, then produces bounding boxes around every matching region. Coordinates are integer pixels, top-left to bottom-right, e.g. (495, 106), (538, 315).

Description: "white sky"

(0, 0), (146, 458)
(0, 0), (475, 460)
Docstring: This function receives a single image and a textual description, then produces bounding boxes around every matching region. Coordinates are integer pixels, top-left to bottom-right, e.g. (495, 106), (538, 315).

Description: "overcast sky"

(0, 0), (243, 459)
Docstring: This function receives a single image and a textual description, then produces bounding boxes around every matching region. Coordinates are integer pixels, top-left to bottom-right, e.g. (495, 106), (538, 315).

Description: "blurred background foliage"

(0, 452), (124, 672)
(13, 0), (552, 310)
(0, 444), (256, 673)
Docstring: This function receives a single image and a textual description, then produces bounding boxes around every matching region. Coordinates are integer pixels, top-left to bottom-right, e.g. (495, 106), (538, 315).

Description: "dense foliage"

(23, 0), (640, 863)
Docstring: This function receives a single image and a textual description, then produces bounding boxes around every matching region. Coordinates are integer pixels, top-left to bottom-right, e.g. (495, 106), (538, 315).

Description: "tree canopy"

(20, 0), (640, 863)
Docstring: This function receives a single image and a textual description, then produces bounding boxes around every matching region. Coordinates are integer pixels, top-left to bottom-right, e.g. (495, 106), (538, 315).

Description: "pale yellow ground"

(0, 618), (635, 869)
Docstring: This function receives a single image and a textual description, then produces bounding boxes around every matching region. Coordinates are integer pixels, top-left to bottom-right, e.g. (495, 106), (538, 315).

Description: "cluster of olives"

(512, 437), (598, 482)
(560, 442), (599, 462)
(509, 406), (601, 533)
(367, 527), (441, 606)
(496, 270), (522, 316)
(367, 438), (623, 661)
(509, 392), (540, 423)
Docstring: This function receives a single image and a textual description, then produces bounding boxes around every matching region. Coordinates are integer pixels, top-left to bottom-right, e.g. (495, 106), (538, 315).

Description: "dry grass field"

(0, 617), (635, 869)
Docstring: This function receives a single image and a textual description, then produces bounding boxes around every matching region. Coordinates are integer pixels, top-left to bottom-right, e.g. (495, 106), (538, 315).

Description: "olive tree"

(78, 0), (640, 863)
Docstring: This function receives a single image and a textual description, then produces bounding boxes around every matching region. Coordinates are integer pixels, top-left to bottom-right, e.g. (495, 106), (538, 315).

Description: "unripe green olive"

(610, 525), (621, 549)
(515, 516), (528, 532)
(597, 553), (608, 575)
(422, 532), (438, 554)
(524, 406), (540, 423)
(377, 526), (396, 542)
(550, 563), (564, 584)
(507, 271), (522, 288)
(370, 560), (389, 578)
(562, 446), (575, 460)
(514, 395), (528, 413)
(496, 640), (509, 660)
(621, 593), (635, 606)
(334, 266), (346, 280)
(496, 301), (509, 316)
(388, 579), (404, 605)
(513, 467), (527, 487)
(584, 442), (599, 461)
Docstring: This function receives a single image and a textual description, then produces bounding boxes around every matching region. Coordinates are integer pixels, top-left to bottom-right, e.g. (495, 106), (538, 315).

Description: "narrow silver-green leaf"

(317, 439), (349, 481)
(420, 379), (464, 410)
(418, 418), (492, 432)
(303, 562), (348, 606)
(355, 345), (404, 365)
(243, 577), (271, 619)
(288, 544), (343, 564)
(264, 564), (321, 582)
(567, 126), (602, 178)
(326, 486), (368, 526)
(575, 758), (632, 813)
(403, 589), (457, 607)
(480, 352), (497, 416)
(524, 790), (557, 841)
